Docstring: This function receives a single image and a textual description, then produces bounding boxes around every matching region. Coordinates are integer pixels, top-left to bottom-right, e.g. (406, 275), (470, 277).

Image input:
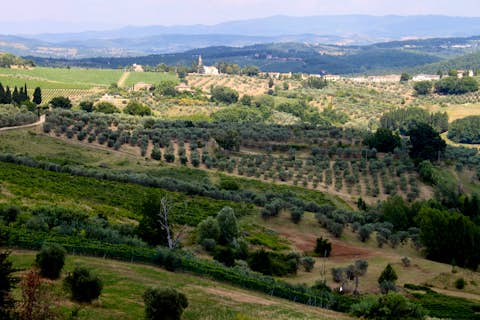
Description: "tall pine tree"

(0, 83), (5, 103)
(23, 83), (29, 101)
(5, 86), (11, 104)
(33, 87), (42, 105)
(12, 86), (20, 105)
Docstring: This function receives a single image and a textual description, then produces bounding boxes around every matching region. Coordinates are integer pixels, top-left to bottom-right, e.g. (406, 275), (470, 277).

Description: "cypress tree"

(19, 87), (24, 102)
(33, 87), (42, 105)
(12, 86), (19, 105)
(5, 86), (11, 104)
(24, 83), (28, 100)
(0, 83), (5, 103)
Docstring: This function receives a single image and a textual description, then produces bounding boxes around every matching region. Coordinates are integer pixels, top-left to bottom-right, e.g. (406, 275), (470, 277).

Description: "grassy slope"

(0, 128), (346, 209)
(122, 71), (178, 87)
(9, 251), (351, 320)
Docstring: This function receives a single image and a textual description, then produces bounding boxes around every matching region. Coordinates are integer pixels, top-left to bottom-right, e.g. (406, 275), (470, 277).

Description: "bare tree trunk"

(157, 197), (187, 249)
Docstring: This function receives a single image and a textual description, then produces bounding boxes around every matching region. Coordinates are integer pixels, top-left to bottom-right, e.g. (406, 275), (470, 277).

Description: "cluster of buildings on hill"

(128, 59), (476, 91)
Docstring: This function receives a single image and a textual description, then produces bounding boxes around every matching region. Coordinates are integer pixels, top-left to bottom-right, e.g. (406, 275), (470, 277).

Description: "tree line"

(0, 82), (42, 105)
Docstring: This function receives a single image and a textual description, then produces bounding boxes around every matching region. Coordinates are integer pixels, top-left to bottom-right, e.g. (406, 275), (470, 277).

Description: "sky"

(2, 0), (480, 34)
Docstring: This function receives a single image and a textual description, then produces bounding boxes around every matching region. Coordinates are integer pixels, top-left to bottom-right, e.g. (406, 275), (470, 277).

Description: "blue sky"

(3, 0), (480, 34)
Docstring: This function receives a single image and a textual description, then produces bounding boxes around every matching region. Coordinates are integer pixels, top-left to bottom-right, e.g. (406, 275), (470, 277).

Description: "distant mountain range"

(1, 15), (480, 58)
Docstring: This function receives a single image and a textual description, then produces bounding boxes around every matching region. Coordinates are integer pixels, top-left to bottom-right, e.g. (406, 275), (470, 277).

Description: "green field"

(0, 67), (123, 88)
(122, 71), (178, 87)
(9, 251), (350, 320)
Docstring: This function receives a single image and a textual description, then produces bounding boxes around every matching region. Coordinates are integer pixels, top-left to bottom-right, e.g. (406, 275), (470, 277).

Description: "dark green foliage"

(413, 81), (432, 95)
(210, 86), (239, 104)
(213, 246), (235, 267)
(49, 96), (72, 109)
(196, 216), (220, 244)
(303, 77), (328, 89)
(95, 101), (120, 114)
(247, 249), (299, 276)
(410, 288), (480, 319)
(0, 250), (18, 320)
(151, 145), (162, 160)
(137, 196), (170, 246)
(35, 244), (66, 279)
(0, 205), (20, 224)
(407, 123), (446, 162)
(400, 73), (411, 82)
(378, 264), (398, 293)
(455, 278), (466, 289)
(33, 87), (42, 105)
(290, 207), (304, 224)
(240, 94), (253, 106)
(435, 76), (479, 95)
(216, 207), (238, 244)
(213, 128), (241, 151)
(124, 101), (152, 116)
(380, 196), (411, 231)
(380, 107), (448, 134)
(79, 101), (94, 112)
(301, 256), (315, 272)
(314, 237), (332, 257)
(364, 128), (401, 153)
(415, 207), (480, 269)
(143, 287), (188, 320)
(350, 293), (425, 320)
(448, 116), (480, 144)
(63, 266), (102, 303)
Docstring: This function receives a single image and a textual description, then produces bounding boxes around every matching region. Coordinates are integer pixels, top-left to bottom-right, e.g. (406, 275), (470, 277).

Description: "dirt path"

(0, 114), (45, 132)
(117, 71), (130, 88)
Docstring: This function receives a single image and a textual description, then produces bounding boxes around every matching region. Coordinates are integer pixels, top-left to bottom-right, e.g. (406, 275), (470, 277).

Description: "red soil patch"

(274, 224), (374, 260)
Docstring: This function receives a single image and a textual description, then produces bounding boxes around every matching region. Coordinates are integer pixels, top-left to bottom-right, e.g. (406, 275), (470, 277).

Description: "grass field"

(0, 67), (123, 88)
(8, 251), (351, 320)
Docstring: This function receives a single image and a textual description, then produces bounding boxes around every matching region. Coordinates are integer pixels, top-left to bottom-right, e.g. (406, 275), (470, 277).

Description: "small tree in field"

(143, 287), (188, 320)
(378, 264), (398, 294)
(63, 267), (102, 303)
(35, 244), (66, 280)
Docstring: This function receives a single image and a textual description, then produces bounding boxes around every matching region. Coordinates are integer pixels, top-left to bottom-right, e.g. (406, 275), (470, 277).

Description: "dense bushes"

(94, 101), (119, 114)
(350, 293), (425, 319)
(210, 86), (239, 104)
(143, 287), (188, 320)
(0, 105), (38, 128)
(123, 101), (152, 116)
(435, 76), (479, 95)
(363, 128), (401, 153)
(49, 96), (72, 109)
(35, 244), (66, 279)
(380, 107), (448, 134)
(63, 266), (102, 303)
(247, 249), (299, 276)
(415, 207), (480, 269)
(448, 116), (480, 144)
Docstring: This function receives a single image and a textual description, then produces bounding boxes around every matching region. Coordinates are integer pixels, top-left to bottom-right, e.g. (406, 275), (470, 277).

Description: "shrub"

(95, 102), (119, 114)
(290, 207), (303, 224)
(213, 246), (236, 267)
(0, 250), (18, 320)
(378, 264), (398, 294)
(143, 287), (188, 320)
(216, 207), (238, 244)
(350, 293), (425, 319)
(63, 266), (102, 303)
(401, 257), (411, 267)
(124, 101), (151, 116)
(201, 238), (217, 252)
(314, 237), (332, 257)
(301, 256), (316, 272)
(49, 96), (72, 109)
(196, 216), (220, 244)
(210, 86), (239, 104)
(455, 277), (466, 290)
(35, 244), (66, 279)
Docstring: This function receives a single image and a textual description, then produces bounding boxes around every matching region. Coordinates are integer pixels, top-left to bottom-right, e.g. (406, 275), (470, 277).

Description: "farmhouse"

(132, 64), (144, 72)
(197, 55), (220, 75)
(412, 74), (441, 82)
(133, 82), (153, 91)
